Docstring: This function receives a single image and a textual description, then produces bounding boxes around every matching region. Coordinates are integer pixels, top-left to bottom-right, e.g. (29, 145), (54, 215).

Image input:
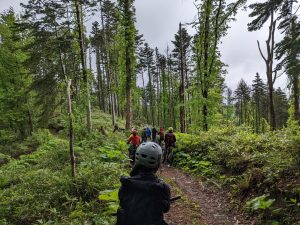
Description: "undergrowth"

(173, 125), (300, 225)
(0, 127), (128, 225)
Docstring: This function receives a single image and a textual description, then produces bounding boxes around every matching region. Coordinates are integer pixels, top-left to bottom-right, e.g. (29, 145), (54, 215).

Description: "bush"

(25, 129), (52, 149)
(0, 153), (10, 166)
(0, 127), (128, 225)
(173, 126), (300, 224)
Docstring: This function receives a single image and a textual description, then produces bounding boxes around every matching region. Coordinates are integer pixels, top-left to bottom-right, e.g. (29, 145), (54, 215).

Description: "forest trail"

(159, 166), (256, 225)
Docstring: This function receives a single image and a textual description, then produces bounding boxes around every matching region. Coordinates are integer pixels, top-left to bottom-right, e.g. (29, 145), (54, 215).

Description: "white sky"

(0, 0), (289, 92)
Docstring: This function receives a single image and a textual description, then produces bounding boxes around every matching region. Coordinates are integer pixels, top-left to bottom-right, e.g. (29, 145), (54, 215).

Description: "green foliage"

(0, 128), (127, 224)
(98, 189), (119, 215)
(0, 153), (10, 166)
(246, 194), (275, 211)
(0, 9), (33, 139)
(173, 126), (300, 224)
(25, 129), (52, 148)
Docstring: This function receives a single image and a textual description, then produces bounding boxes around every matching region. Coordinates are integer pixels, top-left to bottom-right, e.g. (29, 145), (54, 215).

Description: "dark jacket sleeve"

(173, 134), (176, 143)
(161, 182), (171, 213)
(116, 177), (128, 225)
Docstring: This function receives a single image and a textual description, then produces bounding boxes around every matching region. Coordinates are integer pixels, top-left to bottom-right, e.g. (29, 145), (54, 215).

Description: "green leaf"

(98, 189), (119, 202)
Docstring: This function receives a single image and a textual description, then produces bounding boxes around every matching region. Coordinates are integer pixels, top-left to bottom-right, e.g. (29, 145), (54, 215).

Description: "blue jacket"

(146, 127), (151, 137)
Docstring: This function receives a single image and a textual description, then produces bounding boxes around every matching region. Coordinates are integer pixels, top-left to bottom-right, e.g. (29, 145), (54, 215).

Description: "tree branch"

(217, 0), (244, 29)
(257, 40), (267, 63)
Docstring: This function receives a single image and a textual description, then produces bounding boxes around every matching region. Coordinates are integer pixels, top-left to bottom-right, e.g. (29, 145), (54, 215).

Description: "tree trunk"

(147, 63), (155, 126)
(268, 82), (276, 129)
(161, 63), (167, 128)
(257, 11), (276, 130)
(124, 0), (134, 130)
(202, 0), (211, 131)
(293, 74), (300, 123)
(141, 71), (149, 123)
(96, 46), (105, 111)
(167, 46), (172, 128)
(74, 0), (92, 132)
(67, 79), (76, 178)
(179, 23), (186, 133)
(27, 108), (33, 135)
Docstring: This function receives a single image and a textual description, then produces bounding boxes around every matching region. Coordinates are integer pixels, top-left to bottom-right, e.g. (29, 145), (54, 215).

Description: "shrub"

(0, 153), (10, 166)
(173, 126), (300, 224)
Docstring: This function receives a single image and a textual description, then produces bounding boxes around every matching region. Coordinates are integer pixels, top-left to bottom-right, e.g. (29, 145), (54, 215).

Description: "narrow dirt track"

(159, 166), (256, 225)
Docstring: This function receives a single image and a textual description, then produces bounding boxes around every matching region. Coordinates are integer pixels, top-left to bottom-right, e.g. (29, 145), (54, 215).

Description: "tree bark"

(124, 0), (134, 130)
(74, 0), (92, 132)
(202, 0), (211, 131)
(293, 74), (300, 123)
(179, 23), (186, 133)
(257, 11), (277, 130)
(67, 79), (76, 178)
(95, 45), (105, 111)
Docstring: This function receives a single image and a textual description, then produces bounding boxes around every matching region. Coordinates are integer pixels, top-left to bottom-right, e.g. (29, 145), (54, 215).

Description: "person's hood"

(120, 175), (164, 193)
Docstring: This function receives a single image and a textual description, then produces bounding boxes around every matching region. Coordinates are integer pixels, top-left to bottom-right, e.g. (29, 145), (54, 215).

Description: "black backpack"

(116, 174), (170, 225)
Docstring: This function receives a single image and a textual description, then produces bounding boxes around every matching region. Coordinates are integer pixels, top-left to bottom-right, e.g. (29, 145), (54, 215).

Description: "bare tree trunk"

(95, 45), (105, 111)
(74, 0), (92, 132)
(147, 64), (155, 126)
(124, 0), (133, 130)
(161, 63), (167, 128)
(293, 74), (300, 123)
(113, 42), (121, 118)
(55, 23), (76, 177)
(166, 45), (175, 129)
(141, 71), (149, 123)
(201, 0), (211, 132)
(67, 80), (76, 177)
(179, 23), (186, 133)
(257, 12), (277, 130)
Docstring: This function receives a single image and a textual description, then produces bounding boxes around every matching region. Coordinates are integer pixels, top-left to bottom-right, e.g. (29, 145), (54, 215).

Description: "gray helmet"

(135, 142), (162, 169)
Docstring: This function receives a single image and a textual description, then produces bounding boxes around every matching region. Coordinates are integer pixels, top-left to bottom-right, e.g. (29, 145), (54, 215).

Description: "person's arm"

(127, 136), (133, 144)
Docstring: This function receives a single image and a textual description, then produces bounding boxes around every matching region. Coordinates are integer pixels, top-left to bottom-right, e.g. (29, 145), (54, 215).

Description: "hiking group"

(127, 127), (176, 165)
(116, 127), (177, 225)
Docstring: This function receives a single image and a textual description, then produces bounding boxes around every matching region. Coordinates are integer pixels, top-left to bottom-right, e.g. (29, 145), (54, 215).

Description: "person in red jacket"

(127, 130), (141, 164)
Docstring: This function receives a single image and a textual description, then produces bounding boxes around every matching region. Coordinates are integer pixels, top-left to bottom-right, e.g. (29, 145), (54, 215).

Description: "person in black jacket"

(116, 142), (171, 225)
(152, 127), (158, 142)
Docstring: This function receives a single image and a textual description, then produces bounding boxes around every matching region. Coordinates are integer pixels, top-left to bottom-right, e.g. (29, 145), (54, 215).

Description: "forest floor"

(159, 166), (257, 225)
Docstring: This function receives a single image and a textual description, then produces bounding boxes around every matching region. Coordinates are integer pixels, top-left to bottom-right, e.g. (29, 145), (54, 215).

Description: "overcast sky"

(0, 0), (288, 92)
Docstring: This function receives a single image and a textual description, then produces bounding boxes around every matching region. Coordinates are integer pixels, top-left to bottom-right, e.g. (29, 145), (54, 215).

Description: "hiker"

(127, 130), (140, 164)
(141, 127), (147, 143)
(152, 127), (158, 142)
(158, 127), (164, 146)
(164, 127), (176, 149)
(116, 142), (171, 225)
(146, 127), (151, 140)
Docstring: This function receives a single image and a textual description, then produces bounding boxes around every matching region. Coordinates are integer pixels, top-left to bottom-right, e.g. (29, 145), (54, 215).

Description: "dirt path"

(159, 166), (256, 225)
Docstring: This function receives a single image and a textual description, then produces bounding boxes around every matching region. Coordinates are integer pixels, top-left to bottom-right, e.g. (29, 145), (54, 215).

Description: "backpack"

(159, 132), (164, 141)
(165, 133), (175, 146)
(131, 135), (140, 147)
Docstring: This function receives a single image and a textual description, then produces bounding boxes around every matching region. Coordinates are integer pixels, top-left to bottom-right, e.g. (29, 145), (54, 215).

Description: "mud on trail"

(159, 166), (256, 225)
